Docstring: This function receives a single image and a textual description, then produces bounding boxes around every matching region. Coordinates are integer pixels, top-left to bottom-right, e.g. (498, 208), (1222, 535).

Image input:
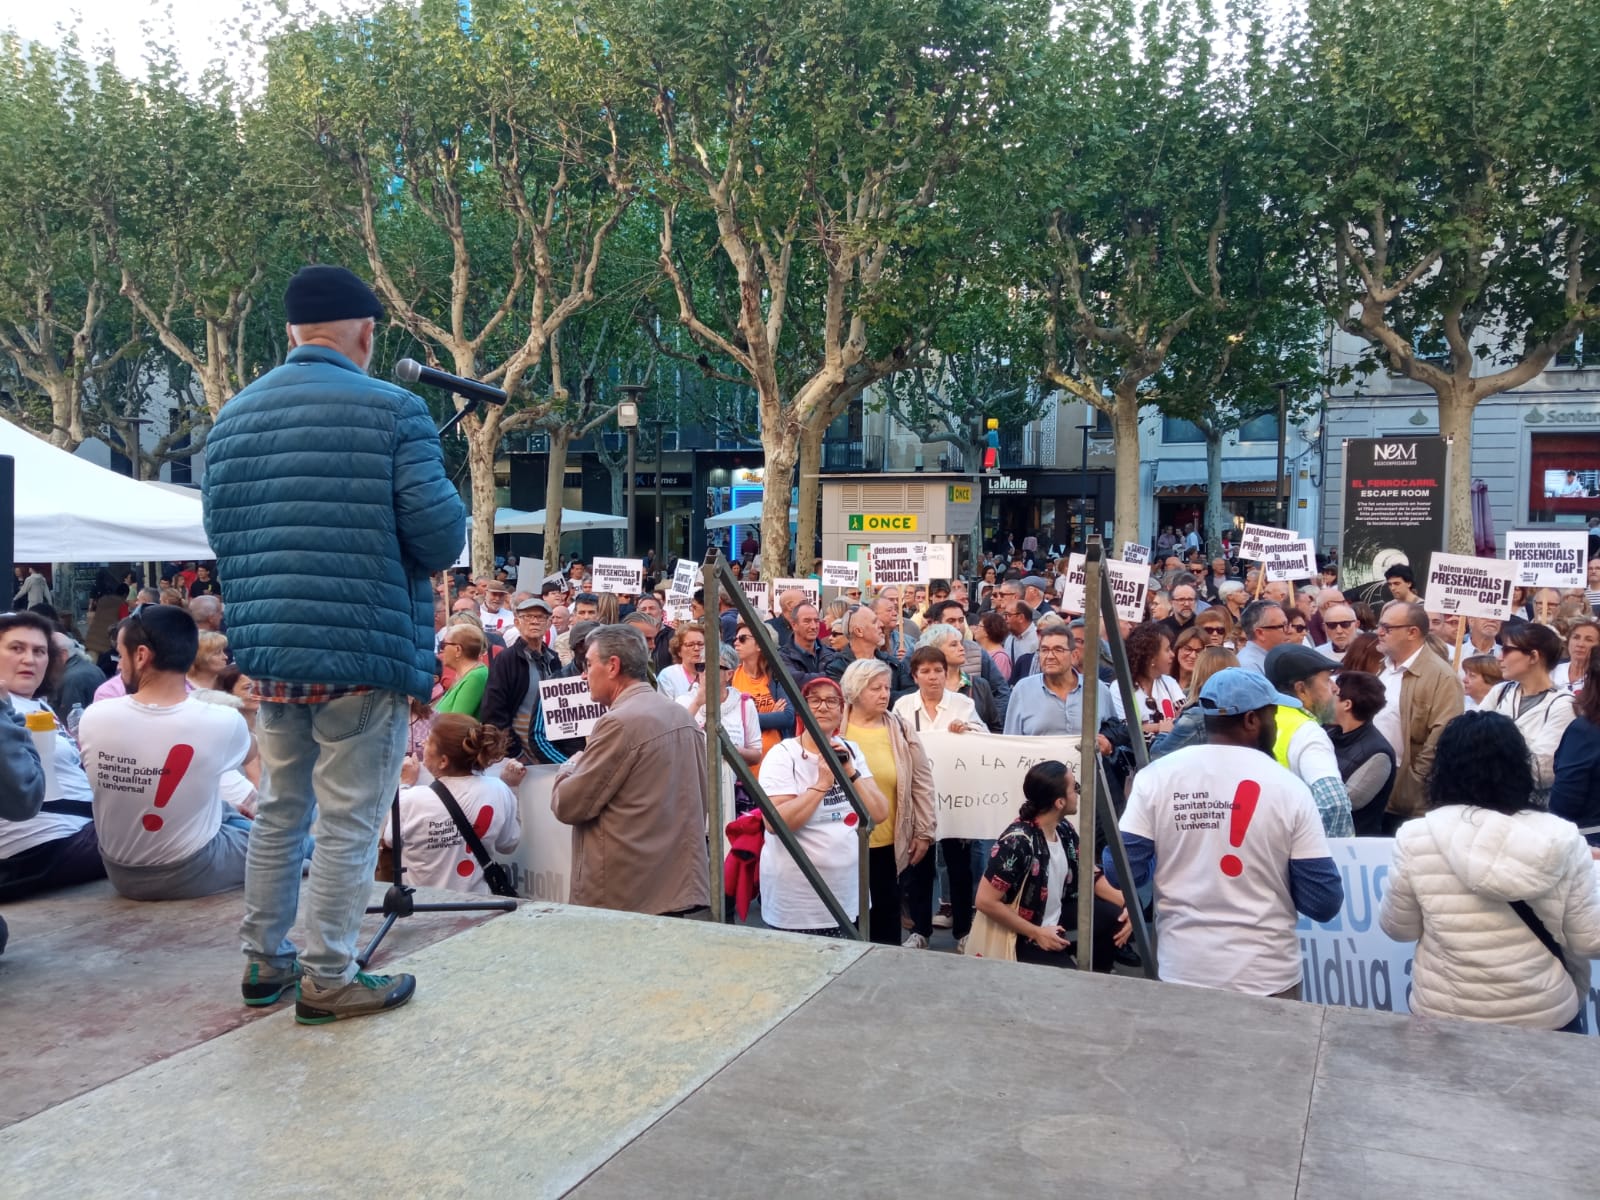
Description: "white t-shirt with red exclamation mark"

(79, 697), (251, 868)
(388, 773), (522, 894)
(1119, 743), (1329, 996)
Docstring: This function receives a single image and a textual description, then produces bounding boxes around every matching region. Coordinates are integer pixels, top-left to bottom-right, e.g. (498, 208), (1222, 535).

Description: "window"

(1161, 416), (1205, 444)
(1239, 411), (1280, 442)
(1555, 333), (1590, 368)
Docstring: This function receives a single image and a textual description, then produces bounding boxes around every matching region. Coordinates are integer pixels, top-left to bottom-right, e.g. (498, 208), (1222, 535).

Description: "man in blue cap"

(204, 264), (466, 1024)
(1104, 668), (1343, 999)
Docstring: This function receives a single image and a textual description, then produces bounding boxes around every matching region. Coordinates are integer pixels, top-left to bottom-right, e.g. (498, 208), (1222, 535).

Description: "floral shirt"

(981, 817), (1081, 926)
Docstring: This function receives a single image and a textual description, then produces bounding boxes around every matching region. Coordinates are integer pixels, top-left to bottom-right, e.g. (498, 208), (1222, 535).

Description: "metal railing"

(702, 548), (873, 939)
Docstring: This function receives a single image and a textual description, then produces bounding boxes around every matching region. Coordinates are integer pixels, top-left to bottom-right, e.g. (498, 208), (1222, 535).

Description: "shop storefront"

(981, 470), (1114, 555)
(821, 474), (978, 571)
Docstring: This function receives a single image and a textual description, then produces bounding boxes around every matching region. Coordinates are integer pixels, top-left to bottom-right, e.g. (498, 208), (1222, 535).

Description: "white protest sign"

(917, 730), (1080, 841)
(1504, 530), (1588, 589)
(1424, 552), (1517, 621)
(1059, 553), (1149, 623)
(868, 542), (930, 587)
(772, 577), (821, 613)
(591, 556), (644, 595)
(925, 543), (955, 581)
(1263, 538), (1317, 583)
(822, 560), (862, 589)
(503, 766), (570, 902)
(1239, 522), (1297, 560)
(669, 558), (699, 598)
(1297, 838), (1600, 1036)
(538, 676), (605, 740)
(1121, 541), (1151, 565)
(452, 539), (470, 570)
(740, 579), (773, 617)
(664, 599), (695, 626)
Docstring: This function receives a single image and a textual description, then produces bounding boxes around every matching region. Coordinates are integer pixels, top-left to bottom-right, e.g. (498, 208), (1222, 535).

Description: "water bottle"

(66, 703), (84, 743)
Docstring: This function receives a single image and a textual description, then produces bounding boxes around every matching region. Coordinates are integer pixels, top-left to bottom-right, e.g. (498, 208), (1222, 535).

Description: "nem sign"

(848, 513), (919, 533)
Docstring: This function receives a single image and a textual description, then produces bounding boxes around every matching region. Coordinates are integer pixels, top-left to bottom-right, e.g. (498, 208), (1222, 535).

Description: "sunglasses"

(734, 634), (754, 645)
(1324, 619), (1356, 630)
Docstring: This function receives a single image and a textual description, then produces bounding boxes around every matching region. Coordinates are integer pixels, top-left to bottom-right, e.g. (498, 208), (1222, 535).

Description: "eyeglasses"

(1038, 646), (1071, 656)
(1258, 621), (1288, 632)
(1177, 644), (1201, 655)
(1376, 622), (1412, 634)
(1324, 619), (1356, 630)
(734, 634), (754, 644)
(808, 696), (843, 711)
(1289, 623), (1308, 634)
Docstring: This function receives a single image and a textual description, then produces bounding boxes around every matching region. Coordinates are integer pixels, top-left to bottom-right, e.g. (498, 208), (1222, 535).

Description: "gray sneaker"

(295, 971), (417, 1025)
(242, 959), (302, 1007)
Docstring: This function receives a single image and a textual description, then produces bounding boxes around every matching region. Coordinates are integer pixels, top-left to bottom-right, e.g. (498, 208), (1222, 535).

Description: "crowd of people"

(4, 264), (1600, 1038)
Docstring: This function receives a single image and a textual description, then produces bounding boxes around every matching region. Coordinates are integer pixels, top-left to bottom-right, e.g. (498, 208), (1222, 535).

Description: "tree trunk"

(608, 464), (627, 556)
(543, 426), (572, 576)
(45, 378), (82, 450)
(1204, 427), (1227, 560)
(760, 424), (801, 583)
(1110, 391), (1143, 551)
(794, 421), (825, 576)
(1436, 386), (1477, 555)
(466, 417), (500, 578)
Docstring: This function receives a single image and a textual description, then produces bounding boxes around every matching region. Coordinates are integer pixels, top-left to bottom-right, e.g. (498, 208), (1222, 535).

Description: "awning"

(704, 500), (798, 529)
(1153, 458), (1284, 493)
(464, 507), (628, 533)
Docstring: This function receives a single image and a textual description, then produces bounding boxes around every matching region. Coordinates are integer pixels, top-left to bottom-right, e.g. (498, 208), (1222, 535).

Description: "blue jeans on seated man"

(241, 690), (408, 987)
(104, 807), (312, 902)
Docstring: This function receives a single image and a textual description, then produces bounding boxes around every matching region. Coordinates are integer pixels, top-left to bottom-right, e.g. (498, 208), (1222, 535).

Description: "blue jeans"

(242, 690), (409, 986)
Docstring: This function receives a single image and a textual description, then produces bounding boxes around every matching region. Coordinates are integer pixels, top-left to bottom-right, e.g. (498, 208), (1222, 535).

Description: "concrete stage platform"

(2, 888), (1596, 1199)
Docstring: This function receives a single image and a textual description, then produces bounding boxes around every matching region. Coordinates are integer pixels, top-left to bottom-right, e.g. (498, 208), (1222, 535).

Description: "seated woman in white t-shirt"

(0, 610), (106, 903)
(390, 713), (521, 896)
(656, 622), (706, 702)
(756, 677), (889, 938)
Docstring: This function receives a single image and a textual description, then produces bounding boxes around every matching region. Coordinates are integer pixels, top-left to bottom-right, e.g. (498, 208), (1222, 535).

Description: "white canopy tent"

(2, 420), (214, 562)
(464, 506), (629, 534)
(704, 500), (797, 529)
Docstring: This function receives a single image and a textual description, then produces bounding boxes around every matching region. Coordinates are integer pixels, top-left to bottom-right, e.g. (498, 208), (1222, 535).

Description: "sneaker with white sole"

(241, 959), (302, 1007)
(955, 935), (969, 955)
(932, 903), (954, 929)
(295, 971), (416, 1025)
(902, 932), (928, 950)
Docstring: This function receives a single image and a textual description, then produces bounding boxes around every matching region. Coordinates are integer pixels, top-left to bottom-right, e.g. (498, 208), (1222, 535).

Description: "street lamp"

(617, 385), (643, 558)
(1271, 379), (1291, 529)
(653, 416), (666, 569)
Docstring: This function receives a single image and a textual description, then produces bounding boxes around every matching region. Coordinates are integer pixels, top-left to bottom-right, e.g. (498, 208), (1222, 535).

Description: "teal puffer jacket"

(202, 345), (466, 702)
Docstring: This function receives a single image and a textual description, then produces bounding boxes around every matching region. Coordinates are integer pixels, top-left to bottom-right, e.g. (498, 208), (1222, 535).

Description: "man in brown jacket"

(1375, 601), (1464, 831)
(551, 625), (710, 915)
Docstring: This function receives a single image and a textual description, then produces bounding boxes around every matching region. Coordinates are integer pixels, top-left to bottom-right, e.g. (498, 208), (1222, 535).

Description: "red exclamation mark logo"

(456, 806), (496, 877)
(143, 744), (195, 832)
(1219, 779), (1260, 878)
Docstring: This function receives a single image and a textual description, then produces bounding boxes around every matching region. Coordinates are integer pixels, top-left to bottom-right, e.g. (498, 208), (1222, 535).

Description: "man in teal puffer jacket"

(203, 265), (466, 1024)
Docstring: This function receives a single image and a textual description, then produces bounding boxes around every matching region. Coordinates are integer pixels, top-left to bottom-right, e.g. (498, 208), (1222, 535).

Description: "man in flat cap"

(203, 265), (466, 1025)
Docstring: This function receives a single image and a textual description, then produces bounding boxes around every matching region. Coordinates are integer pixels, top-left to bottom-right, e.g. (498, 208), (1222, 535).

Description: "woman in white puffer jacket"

(1380, 711), (1600, 1033)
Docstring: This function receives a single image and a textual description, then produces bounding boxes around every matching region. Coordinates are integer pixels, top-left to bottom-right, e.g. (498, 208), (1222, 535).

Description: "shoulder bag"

(431, 779), (519, 898)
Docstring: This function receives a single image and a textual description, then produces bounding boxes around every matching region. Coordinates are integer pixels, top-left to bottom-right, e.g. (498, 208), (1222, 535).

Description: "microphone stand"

(359, 388), (518, 968)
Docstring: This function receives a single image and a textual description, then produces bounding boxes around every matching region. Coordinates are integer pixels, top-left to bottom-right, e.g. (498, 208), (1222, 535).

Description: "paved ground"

(2, 885), (1594, 1198)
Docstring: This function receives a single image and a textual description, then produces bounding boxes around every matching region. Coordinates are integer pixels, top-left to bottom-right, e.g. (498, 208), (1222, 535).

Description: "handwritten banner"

(917, 730), (1080, 841)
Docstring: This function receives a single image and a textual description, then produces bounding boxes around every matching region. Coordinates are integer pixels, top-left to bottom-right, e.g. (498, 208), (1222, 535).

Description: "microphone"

(394, 358), (509, 407)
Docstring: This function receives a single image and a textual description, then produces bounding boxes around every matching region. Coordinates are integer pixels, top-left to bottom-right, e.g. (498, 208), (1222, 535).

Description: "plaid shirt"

(256, 681), (375, 705)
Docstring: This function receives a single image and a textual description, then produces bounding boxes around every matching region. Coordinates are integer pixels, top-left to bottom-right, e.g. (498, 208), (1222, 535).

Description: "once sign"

(848, 513), (919, 533)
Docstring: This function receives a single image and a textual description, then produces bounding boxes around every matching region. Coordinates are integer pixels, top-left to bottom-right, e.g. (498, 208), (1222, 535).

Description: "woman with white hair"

(840, 657), (937, 946)
(1218, 579), (1249, 624)
(892, 624), (996, 733)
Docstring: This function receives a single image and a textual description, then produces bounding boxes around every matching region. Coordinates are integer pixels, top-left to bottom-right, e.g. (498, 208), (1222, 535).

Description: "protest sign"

(772, 577), (820, 612)
(1262, 538), (1317, 583)
(1121, 542), (1151, 565)
(868, 542), (930, 586)
(925, 542), (955, 581)
(822, 560), (862, 589)
(1297, 839), (1600, 1036)
(1238, 522), (1298, 560)
(1058, 553), (1149, 623)
(1504, 530), (1588, 589)
(917, 731), (1080, 841)
(741, 579), (773, 616)
(669, 558), (699, 598)
(538, 676), (604, 740)
(664, 599), (695, 626)
(591, 556), (644, 595)
(504, 766), (570, 903)
(1424, 552), (1516, 621)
